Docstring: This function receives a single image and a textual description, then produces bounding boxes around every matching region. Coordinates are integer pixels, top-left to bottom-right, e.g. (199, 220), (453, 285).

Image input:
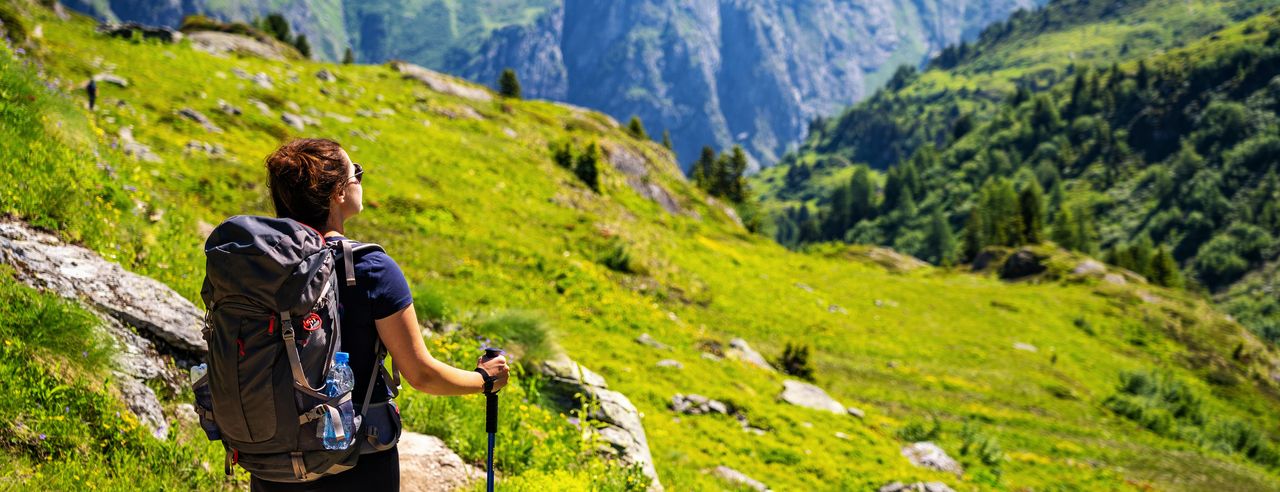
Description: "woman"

(254, 138), (510, 491)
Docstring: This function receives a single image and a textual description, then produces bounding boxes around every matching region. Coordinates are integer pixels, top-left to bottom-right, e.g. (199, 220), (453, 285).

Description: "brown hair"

(265, 138), (348, 230)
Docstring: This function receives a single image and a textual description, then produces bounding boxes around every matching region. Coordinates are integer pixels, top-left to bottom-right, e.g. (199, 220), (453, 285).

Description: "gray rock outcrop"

(118, 126), (161, 163)
(178, 108), (222, 133)
(901, 442), (963, 476)
(0, 220), (209, 439)
(778, 380), (846, 414)
(879, 481), (956, 492)
(710, 466), (769, 492)
(390, 61), (492, 102)
(188, 31), (289, 61)
(726, 338), (774, 372)
(399, 431), (484, 492)
(539, 355), (662, 491)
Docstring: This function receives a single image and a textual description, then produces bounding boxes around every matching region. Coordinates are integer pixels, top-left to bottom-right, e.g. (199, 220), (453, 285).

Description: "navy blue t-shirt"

(326, 236), (413, 405)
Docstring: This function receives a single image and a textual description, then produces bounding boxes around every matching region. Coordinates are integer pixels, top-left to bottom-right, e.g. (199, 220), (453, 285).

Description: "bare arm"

(374, 304), (509, 395)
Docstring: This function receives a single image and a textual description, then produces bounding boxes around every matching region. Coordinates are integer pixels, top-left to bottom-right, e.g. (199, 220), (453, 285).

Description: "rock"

(390, 61), (493, 102)
(252, 72), (274, 90)
(726, 338), (774, 372)
(115, 374), (169, 439)
(656, 359), (683, 369)
(1013, 342), (1037, 352)
(117, 126), (161, 163)
(999, 249), (1048, 280)
(1072, 259), (1106, 277)
(96, 22), (183, 43)
(879, 482), (956, 492)
(398, 431), (484, 492)
(315, 69), (336, 82)
(502, 127), (518, 138)
(1137, 290), (1160, 304)
(187, 31), (289, 61)
(93, 73), (129, 87)
(1103, 273), (1127, 285)
(178, 108), (222, 133)
(635, 333), (670, 350)
(0, 220), (206, 356)
(246, 98), (272, 115)
(281, 112), (306, 131)
(700, 352), (721, 361)
(325, 113), (354, 124)
(828, 304), (847, 314)
(538, 355), (662, 490)
(185, 140), (225, 157)
(794, 282), (813, 292)
(901, 442), (963, 476)
(847, 407), (865, 419)
(173, 403), (199, 427)
(671, 394), (730, 416)
(710, 466), (769, 492)
(217, 99), (242, 116)
(779, 380), (845, 414)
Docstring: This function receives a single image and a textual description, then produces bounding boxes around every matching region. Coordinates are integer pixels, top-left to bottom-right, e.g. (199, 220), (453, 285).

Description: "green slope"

(3, 2), (1280, 490)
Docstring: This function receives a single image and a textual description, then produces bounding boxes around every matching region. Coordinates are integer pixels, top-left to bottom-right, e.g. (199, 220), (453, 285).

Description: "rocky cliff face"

(452, 0), (1040, 170)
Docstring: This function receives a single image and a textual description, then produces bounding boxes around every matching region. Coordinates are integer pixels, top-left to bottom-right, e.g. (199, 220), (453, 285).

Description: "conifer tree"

(848, 166), (875, 224)
(926, 208), (957, 265)
(263, 13), (291, 43)
(661, 130), (672, 150)
(342, 47), (355, 64)
(1151, 246), (1183, 288)
(498, 68), (522, 99)
(574, 142), (600, 192)
(293, 34), (311, 59)
(963, 207), (985, 260)
(691, 146), (716, 191)
(627, 116), (648, 140)
(1018, 180), (1045, 244)
(1051, 207), (1078, 250)
(725, 146), (749, 203)
(1132, 235), (1155, 277)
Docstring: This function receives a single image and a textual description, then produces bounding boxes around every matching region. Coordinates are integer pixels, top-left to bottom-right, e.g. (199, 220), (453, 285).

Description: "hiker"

(249, 138), (511, 491)
(85, 77), (97, 110)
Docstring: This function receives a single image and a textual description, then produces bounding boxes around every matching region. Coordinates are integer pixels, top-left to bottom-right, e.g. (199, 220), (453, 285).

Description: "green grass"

(1, 2), (1279, 490)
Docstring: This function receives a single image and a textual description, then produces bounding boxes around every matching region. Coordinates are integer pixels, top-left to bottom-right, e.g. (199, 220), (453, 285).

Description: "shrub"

(897, 415), (941, 442)
(777, 342), (815, 381)
(597, 237), (643, 274)
(499, 68), (522, 99)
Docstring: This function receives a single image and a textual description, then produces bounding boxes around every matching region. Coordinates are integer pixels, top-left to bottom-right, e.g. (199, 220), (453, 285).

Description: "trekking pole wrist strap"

(475, 367), (496, 394)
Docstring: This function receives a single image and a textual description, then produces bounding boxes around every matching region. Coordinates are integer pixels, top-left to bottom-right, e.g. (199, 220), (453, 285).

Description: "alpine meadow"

(2, 0), (1280, 491)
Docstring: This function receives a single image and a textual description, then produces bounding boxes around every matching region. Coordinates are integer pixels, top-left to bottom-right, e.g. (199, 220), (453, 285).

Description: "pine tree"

(1051, 207), (1078, 250)
(926, 208), (957, 265)
(263, 13), (291, 43)
(691, 146), (716, 191)
(1150, 246), (1182, 288)
(550, 140), (574, 169)
(627, 116), (648, 140)
(963, 207), (985, 261)
(498, 68), (522, 99)
(661, 130), (672, 150)
(342, 47), (355, 64)
(1018, 180), (1045, 244)
(293, 34), (311, 59)
(725, 146), (749, 203)
(574, 142), (600, 192)
(1132, 235), (1155, 277)
(848, 166), (875, 224)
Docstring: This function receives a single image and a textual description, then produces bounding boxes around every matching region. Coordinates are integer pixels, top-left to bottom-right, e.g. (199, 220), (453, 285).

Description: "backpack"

(193, 215), (402, 482)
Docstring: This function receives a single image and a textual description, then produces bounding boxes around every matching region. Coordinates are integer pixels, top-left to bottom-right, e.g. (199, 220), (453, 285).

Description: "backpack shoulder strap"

(338, 241), (385, 287)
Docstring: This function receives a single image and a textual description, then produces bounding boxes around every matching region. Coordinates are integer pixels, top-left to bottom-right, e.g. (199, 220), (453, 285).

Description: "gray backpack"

(194, 215), (401, 482)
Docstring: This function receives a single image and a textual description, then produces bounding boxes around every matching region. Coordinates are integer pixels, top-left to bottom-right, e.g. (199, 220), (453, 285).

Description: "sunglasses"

(351, 162), (364, 184)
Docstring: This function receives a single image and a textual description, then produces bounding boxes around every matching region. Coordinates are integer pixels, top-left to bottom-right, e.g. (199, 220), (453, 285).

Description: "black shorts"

(249, 447), (399, 492)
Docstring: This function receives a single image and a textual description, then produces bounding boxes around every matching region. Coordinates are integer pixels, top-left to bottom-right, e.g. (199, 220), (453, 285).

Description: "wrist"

(474, 367), (495, 394)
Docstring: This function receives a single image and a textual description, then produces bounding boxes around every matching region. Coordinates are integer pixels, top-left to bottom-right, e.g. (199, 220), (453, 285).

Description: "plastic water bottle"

(320, 352), (355, 450)
(190, 363), (207, 384)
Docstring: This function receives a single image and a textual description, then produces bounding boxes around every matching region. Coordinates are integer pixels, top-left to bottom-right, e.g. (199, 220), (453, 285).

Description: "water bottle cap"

(335, 352), (349, 365)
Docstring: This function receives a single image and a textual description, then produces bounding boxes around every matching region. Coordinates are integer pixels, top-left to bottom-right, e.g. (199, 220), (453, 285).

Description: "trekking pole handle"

(479, 347), (504, 434)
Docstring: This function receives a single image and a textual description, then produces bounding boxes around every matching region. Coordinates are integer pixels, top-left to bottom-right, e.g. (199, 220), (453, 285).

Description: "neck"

(322, 214), (345, 237)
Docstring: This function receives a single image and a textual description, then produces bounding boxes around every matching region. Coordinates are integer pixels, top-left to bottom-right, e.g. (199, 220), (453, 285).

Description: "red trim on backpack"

(232, 449), (238, 464)
(299, 222), (324, 240)
(268, 317), (275, 336)
(236, 339), (245, 358)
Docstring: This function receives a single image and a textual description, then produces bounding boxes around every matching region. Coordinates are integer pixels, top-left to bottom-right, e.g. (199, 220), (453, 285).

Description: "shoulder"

(353, 246), (403, 278)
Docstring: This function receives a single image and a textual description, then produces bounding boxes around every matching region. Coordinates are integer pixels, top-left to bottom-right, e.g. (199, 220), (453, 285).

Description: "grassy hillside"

(4, 2), (1280, 490)
(755, 1), (1280, 348)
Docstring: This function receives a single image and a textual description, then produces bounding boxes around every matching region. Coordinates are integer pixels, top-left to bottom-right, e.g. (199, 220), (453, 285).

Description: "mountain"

(450, 0), (1043, 172)
(753, 0), (1280, 344)
(57, 0), (555, 67)
(5, 1), (1280, 490)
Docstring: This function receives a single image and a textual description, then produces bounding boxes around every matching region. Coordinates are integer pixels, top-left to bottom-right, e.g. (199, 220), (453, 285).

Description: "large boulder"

(710, 466), (769, 492)
(998, 249), (1048, 280)
(539, 355), (662, 491)
(398, 431), (484, 492)
(901, 442), (963, 476)
(390, 61), (493, 102)
(726, 338), (774, 372)
(778, 380), (845, 414)
(0, 220), (205, 356)
(0, 219), (210, 439)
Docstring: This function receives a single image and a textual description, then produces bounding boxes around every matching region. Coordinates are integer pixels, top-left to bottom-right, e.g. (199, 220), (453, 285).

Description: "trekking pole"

(479, 347), (504, 492)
